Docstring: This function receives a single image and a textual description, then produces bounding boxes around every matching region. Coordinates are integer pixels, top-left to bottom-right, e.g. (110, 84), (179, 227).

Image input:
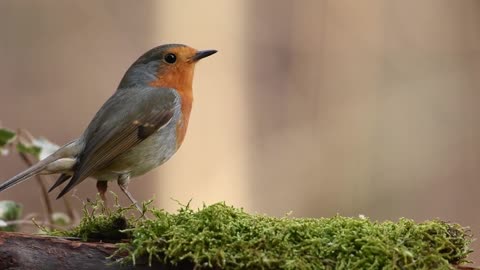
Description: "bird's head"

(119, 44), (217, 91)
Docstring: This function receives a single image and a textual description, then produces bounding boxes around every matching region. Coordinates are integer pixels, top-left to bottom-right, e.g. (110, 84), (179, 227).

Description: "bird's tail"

(0, 140), (80, 193)
(0, 156), (58, 192)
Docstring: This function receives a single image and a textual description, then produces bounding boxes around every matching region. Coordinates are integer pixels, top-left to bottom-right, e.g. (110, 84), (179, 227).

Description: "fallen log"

(0, 232), (180, 270)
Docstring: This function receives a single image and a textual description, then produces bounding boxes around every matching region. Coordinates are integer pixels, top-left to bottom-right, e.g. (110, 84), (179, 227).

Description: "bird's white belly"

(93, 120), (178, 181)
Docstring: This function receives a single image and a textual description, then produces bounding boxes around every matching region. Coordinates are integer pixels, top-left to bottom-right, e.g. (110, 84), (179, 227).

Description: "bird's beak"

(191, 50), (217, 62)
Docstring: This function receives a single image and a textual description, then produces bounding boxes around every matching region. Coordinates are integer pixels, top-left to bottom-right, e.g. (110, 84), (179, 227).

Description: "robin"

(0, 44), (217, 211)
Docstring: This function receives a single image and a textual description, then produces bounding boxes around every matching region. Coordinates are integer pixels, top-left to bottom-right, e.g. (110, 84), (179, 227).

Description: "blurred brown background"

(1, 0), (480, 263)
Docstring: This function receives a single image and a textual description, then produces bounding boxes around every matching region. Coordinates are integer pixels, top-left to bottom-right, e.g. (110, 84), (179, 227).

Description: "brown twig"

(62, 195), (77, 222)
(18, 152), (54, 228)
(15, 129), (54, 228)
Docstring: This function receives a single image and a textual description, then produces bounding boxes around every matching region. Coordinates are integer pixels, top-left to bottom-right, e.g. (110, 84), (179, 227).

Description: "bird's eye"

(164, 53), (177, 64)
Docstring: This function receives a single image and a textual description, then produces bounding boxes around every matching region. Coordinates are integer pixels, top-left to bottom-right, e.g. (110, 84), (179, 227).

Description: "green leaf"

(32, 137), (60, 160)
(16, 142), (42, 159)
(51, 212), (71, 226)
(0, 200), (22, 232)
(0, 128), (16, 147)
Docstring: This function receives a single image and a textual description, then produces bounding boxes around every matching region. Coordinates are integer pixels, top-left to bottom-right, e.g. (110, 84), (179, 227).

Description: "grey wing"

(56, 87), (180, 198)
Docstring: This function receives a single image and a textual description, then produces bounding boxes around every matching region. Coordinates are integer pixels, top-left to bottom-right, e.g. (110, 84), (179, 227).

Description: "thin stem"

(62, 196), (77, 223)
(18, 152), (54, 229)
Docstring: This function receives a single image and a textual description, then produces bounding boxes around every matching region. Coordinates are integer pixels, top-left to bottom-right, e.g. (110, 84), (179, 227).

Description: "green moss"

(57, 200), (473, 269)
(55, 198), (133, 241)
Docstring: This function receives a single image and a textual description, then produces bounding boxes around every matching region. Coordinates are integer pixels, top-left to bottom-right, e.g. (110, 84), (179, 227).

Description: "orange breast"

(149, 61), (195, 149)
(175, 91), (193, 148)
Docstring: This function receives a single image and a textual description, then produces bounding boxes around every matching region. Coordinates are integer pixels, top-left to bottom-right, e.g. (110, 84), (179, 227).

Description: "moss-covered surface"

(62, 200), (131, 242)
(51, 200), (473, 270)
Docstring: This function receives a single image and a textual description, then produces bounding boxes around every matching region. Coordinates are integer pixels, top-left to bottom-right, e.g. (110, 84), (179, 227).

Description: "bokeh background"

(1, 0), (480, 262)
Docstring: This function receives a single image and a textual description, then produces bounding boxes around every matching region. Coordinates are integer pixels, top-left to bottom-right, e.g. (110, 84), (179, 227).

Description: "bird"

(0, 44), (217, 211)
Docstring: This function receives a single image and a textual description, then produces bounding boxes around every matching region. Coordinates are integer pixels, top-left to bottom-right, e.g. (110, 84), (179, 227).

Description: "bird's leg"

(96, 180), (108, 203)
(117, 174), (142, 213)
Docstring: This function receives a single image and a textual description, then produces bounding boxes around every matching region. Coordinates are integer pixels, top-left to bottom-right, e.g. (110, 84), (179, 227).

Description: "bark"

(0, 232), (192, 270)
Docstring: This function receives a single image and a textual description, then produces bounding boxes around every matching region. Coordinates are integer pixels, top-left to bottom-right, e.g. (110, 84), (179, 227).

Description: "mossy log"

(0, 232), (192, 270)
(1, 202), (477, 269)
(0, 232), (476, 270)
